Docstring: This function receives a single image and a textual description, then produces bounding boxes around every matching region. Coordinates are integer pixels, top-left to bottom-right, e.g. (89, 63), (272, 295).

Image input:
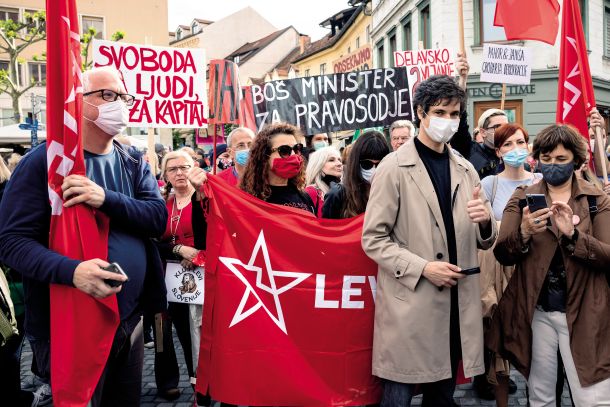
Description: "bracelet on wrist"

(173, 244), (182, 255)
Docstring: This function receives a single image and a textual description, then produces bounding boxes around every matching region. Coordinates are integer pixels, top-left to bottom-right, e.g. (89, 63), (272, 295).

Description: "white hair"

(389, 120), (415, 136)
(226, 127), (255, 148)
(305, 146), (341, 195)
(160, 150), (194, 178)
(82, 66), (124, 93)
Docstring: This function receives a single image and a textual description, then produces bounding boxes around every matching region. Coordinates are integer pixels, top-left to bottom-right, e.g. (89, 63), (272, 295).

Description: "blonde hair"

(7, 153), (22, 172)
(0, 154), (10, 183)
(305, 146), (341, 195)
(160, 150), (194, 200)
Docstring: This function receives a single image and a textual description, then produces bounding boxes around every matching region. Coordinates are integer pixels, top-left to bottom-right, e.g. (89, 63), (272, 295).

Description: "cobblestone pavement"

(21, 334), (573, 406)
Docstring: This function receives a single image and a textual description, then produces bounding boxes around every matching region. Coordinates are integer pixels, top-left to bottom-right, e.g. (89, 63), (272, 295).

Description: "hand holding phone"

(103, 263), (129, 287)
(521, 194), (552, 240)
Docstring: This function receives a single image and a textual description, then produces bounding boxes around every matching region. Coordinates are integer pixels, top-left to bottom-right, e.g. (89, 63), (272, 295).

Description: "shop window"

(474, 100), (523, 128)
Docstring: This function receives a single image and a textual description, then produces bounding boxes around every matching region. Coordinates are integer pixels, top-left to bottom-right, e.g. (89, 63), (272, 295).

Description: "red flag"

(208, 59), (241, 125)
(494, 0), (560, 44)
(556, 0), (595, 144)
(196, 176), (381, 406)
(46, 1), (119, 405)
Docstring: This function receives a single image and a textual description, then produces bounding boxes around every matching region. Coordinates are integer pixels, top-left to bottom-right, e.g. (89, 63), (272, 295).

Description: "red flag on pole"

(46, 1), (119, 405)
(494, 0), (560, 45)
(196, 176), (381, 406)
(556, 0), (596, 142)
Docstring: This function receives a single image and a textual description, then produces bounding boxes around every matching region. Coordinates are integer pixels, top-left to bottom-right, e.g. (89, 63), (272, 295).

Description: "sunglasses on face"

(360, 159), (379, 170)
(270, 143), (303, 158)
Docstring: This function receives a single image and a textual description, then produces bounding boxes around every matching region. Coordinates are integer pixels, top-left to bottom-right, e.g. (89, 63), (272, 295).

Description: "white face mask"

(360, 166), (376, 183)
(424, 115), (460, 144)
(84, 99), (129, 136)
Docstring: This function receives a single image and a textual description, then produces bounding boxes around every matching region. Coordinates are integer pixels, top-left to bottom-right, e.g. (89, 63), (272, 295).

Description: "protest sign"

(332, 45), (373, 73)
(480, 43), (531, 85)
(208, 59), (241, 125)
(251, 68), (411, 134)
(165, 262), (204, 305)
(394, 48), (457, 99)
(92, 39), (207, 128)
(239, 86), (257, 132)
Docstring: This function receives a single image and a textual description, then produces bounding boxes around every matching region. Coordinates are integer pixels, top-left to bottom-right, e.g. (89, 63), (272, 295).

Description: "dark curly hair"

(412, 75), (466, 127)
(342, 130), (390, 217)
(239, 123), (306, 200)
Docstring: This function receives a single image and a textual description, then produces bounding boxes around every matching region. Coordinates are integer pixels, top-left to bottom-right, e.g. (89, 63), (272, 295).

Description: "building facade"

(0, 0), (171, 144)
(371, 0), (610, 136)
(291, 3), (373, 77)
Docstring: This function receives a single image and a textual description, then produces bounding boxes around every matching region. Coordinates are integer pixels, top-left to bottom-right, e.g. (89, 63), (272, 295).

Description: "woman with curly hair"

(322, 130), (390, 219)
(239, 123), (316, 214)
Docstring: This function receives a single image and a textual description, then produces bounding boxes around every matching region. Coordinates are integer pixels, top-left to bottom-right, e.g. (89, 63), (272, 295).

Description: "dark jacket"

(0, 142), (168, 340)
(487, 177), (610, 387)
(321, 182), (345, 219)
(450, 111), (500, 180)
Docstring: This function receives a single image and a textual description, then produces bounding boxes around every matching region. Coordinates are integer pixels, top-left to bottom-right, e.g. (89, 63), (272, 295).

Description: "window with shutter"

(605, 3), (610, 57)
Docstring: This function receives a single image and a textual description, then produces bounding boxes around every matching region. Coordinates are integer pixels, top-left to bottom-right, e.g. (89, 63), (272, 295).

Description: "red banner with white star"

(196, 176), (381, 406)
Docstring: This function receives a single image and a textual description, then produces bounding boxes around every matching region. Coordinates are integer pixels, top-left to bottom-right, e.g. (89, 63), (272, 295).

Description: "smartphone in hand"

(103, 262), (128, 287)
(526, 193), (551, 226)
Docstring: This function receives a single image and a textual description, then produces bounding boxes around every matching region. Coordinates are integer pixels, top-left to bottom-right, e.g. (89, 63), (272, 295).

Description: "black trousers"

(153, 302), (194, 391)
(90, 313), (144, 407)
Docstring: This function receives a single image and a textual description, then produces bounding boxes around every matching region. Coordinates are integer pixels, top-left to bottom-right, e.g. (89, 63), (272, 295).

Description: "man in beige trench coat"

(362, 75), (498, 406)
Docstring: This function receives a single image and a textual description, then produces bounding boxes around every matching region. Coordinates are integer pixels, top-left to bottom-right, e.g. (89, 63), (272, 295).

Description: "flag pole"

(500, 84), (506, 110)
(212, 124), (218, 175)
(457, 0), (465, 54)
(595, 126), (608, 181)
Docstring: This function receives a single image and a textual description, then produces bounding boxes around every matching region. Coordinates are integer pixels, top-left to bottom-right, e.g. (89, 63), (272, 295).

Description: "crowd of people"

(0, 57), (609, 407)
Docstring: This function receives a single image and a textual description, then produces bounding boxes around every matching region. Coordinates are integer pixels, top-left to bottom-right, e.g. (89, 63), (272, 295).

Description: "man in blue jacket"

(0, 66), (167, 406)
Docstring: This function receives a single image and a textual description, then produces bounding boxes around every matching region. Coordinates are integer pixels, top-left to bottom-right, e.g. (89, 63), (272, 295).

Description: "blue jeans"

(380, 377), (457, 407)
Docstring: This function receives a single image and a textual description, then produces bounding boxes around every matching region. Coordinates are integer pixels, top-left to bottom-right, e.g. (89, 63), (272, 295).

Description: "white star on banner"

(219, 230), (311, 334)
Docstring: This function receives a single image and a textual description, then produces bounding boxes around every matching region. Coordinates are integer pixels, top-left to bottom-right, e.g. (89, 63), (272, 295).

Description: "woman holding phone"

(487, 124), (610, 406)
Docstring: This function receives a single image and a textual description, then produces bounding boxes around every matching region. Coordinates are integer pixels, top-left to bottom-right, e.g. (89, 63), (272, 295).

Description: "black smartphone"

(526, 193), (551, 226)
(460, 267), (480, 276)
(103, 262), (128, 287)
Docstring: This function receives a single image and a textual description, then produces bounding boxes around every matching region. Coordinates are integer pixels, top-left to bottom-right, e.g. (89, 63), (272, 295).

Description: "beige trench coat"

(362, 141), (497, 383)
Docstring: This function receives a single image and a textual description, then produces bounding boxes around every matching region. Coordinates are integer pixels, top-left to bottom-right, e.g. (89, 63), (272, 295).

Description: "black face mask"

(539, 162), (575, 186)
(217, 158), (233, 171)
(321, 173), (341, 186)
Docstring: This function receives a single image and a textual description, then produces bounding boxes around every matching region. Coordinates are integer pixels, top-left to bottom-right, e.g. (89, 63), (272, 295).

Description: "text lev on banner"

(92, 39), (207, 128)
(252, 68), (411, 134)
(208, 59), (241, 125)
(480, 43), (531, 85)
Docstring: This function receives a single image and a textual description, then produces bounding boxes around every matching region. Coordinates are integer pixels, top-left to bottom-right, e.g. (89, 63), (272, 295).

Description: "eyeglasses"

(83, 89), (136, 106)
(233, 142), (252, 151)
(270, 143), (303, 158)
(166, 165), (191, 174)
(360, 159), (380, 170)
(484, 124), (504, 133)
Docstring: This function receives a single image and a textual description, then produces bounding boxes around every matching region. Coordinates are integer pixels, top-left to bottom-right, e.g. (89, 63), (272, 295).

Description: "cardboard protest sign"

(92, 40), (207, 128)
(165, 262), (204, 305)
(332, 45), (372, 73)
(480, 43), (531, 85)
(208, 59), (241, 125)
(251, 68), (411, 134)
(394, 48), (457, 99)
(239, 86), (257, 132)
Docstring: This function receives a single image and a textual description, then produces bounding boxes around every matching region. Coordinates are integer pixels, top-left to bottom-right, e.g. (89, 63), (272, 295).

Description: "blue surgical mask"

(234, 149), (249, 166)
(502, 148), (528, 168)
(539, 162), (575, 186)
(313, 141), (329, 150)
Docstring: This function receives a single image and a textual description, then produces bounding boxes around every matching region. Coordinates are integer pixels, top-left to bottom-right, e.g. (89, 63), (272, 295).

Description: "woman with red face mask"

(239, 123), (316, 214)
